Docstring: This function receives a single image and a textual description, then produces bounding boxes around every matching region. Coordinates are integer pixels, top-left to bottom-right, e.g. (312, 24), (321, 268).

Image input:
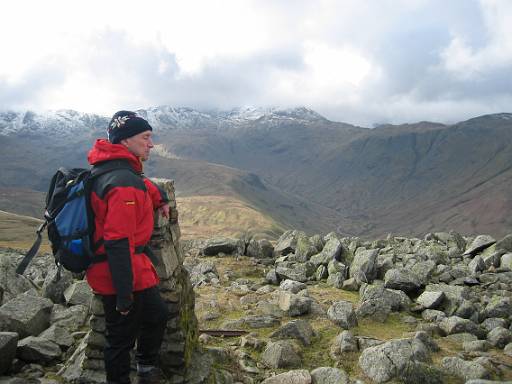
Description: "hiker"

(86, 111), (170, 384)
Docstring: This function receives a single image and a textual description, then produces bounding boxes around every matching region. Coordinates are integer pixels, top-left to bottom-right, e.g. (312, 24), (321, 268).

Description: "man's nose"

(148, 138), (154, 147)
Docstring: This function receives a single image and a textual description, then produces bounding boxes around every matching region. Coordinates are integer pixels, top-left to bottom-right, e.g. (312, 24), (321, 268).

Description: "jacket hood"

(88, 139), (143, 173)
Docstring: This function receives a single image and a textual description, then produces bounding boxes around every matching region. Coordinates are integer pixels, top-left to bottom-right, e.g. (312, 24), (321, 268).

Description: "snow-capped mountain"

(0, 106), (328, 137)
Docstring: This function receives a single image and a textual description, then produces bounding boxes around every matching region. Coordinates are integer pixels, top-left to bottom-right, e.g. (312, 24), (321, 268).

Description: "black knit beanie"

(107, 110), (153, 144)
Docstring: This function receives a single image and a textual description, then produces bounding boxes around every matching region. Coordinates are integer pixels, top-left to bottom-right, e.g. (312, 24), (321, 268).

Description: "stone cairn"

(60, 179), (198, 384)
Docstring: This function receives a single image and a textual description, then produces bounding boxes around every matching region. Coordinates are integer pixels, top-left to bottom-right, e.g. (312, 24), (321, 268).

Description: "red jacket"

(85, 139), (167, 302)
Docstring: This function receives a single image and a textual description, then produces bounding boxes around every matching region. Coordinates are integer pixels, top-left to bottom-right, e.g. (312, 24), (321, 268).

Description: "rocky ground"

(1, 229), (512, 383)
(184, 231), (512, 383)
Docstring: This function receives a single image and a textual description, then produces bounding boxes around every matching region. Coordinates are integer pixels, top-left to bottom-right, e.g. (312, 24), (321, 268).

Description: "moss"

(354, 313), (414, 340)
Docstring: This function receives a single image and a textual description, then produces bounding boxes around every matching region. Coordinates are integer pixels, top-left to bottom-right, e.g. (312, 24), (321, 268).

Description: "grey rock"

(358, 338), (430, 383)
(50, 304), (89, 331)
(415, 331), (440, 352)
(327, 301), (357, 329)
(310, 367), (349, 384)
(276, 263), (314, 283)
(444, 332), (478, 344)
(280, 280), (306, 294)
(246, 239), (274, 259)
(486, 326), (512, 348)
(360, 284), (411, 311)
(315, 265), (328, 281)
(357, 336), (384, 350)
(295, 234), (318, 262)
(485, 296), (512, 319)
(0, 332), (18, 374)
(41, 266), (73, 304)
(266, 269), (280, 285)
(410, 261), (437, 285)
(326, 273), (344, 289)
(425, 284), (469, 315)
(441, 356), (490, 381)
(274, 231), (299, 256)
(341, 278), (359, 291)
(501, 253), (512, 270)
(481, 317), (509, 333)
(261, 369), (311, 384)
(202, 237), (244, 256)
(454, 300), (477, 319)
(421, 308), (447, 323)
(327, 260), (348, 277)
(321, 238), (344, 263)
(63, 281), (93, 306)
(399, 362), (443, 384)
(464, 235), (496, 256)
(482, 251), (502, 269)
(469, 255), (486, 274)
(356, 297), (391, 322)
(17, 336), (61, 363)
(270, 319), (314, 346)
(416, 291), (444, 309)
(463, 340), (491, 352)
(0, 254), (35, 306)
(466, 381), (512, 384)
(0, 293), (53, 337)
(242, 315), (281, 329)
(261, 340), (301, 369)
(496, 234), (512, 252)
(350, 248), (378, 283)
(504, 342), (512, 356)
(384, 268), (422, 292)
(338, 330), (358, 353)
(38, 325), (73, 349)
(439, 316), (480, 336)
(278, 291), (312, 316)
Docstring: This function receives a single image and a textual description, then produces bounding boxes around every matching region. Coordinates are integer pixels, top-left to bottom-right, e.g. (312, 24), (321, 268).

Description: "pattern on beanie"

(110, 115), (132, 129)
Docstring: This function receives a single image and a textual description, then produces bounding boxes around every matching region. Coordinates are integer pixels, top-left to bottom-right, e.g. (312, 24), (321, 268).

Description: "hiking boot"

(135, 367), (164, 384)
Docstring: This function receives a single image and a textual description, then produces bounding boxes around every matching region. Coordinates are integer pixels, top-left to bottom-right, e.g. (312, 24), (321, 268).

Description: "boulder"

(424, 284), (469, 315)
(17, 336), (61, 363)
(278, 291), (312, 316)
(280, 280), (306, 294)
(270, 320), (314, 346)
(0, 253), (34, 305)
(246, 239), (274, 259)
(481, 317), (509, 333)
(0, 332), (18, 374)
(38, 324), (74, 349)
(261, 340), (301, 369)
(315, 265), (328, 281)
(463, 235), (496, 256)
(469, 256), (486, 274)
(441, 357), (490, 381)
(50, 304), (89, 332)
(327, 301), (357, 329)
(274, 231), (299, 256)
(350, 248), (378, 283)
(496, 234), (512, 252)
(63, 281), (93, 306)
(501, 253), (512, 270)
(360, 284), (411, 311)
(310, 367), (349, 384)
(326, 273), (345, 289)
(266, 269), (280, 285)
(421, 309), (446, 322)
(439, 316), (480, 337)
(485, 296), (512, 319)
(0, 293), (53, 337)
(201, 237), (244, 256)
(320, 238), (344, 263)
(41, 266), (73, 304)
(261, 369), (311, 384)
(384, 268), (422, 292)
(416, 291), (444, 309)
(276, 263), (315, 283)
(463, 340), (491, 352)
(358, 338), (430, 383)
(295, 235), (318, 262)
(336, 330), (358, 353)
(486, 327), (512, 349)
(505, 342), (512, 357)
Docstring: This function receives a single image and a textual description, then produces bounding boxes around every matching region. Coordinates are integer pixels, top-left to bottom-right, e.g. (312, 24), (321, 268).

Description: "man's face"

(121, 130), (154, 161)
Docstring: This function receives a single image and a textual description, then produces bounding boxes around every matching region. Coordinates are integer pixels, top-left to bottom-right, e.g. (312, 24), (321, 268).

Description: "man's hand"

(158, 203), (170, 218)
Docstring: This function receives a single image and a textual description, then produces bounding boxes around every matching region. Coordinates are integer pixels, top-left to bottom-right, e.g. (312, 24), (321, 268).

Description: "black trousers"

(101, 286), (169, 383)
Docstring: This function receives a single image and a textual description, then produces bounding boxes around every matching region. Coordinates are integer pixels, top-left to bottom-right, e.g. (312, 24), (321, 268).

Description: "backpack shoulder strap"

(15, 222), (47, 275)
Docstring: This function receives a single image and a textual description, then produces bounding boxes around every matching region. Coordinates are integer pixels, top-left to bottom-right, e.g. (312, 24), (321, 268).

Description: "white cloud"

(0, 0), (511, 125)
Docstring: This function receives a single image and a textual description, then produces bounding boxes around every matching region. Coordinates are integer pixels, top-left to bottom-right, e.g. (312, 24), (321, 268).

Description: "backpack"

(16, 165), (121, 275)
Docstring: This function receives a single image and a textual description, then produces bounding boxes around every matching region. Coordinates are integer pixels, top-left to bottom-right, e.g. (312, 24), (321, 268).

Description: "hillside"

(1, 108), (511, 238)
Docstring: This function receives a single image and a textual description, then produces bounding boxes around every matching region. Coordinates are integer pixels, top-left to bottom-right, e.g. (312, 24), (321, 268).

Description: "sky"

(1, 0), (511, 126)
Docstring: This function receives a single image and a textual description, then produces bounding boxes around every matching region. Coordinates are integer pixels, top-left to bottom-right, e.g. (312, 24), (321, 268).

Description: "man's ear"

(119, 138), (129, 147)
